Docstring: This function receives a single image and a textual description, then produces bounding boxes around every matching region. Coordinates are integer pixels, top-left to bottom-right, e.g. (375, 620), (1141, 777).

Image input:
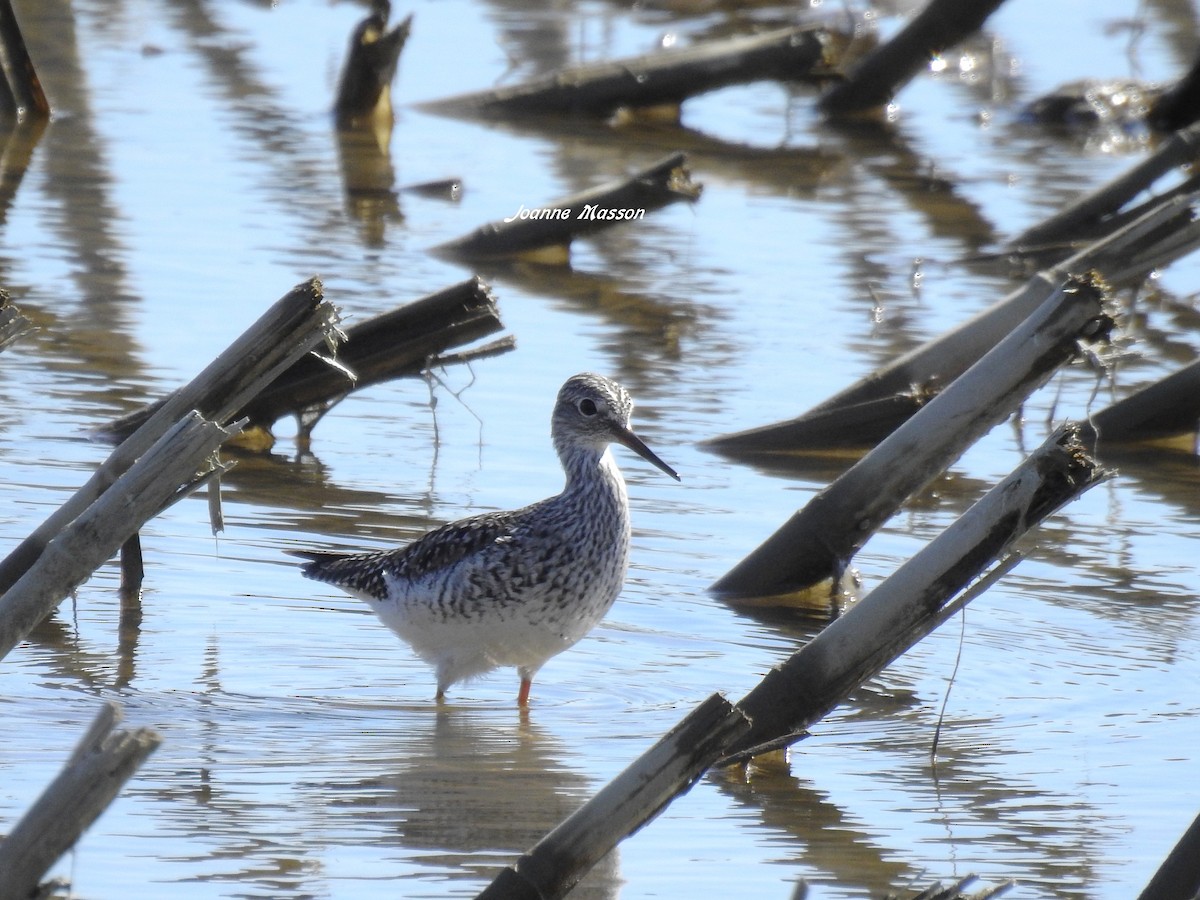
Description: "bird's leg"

(517, 677), (532, 707)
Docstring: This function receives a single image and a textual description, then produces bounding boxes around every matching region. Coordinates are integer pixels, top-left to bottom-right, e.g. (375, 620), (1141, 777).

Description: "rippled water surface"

(4, 0), (1200, 898)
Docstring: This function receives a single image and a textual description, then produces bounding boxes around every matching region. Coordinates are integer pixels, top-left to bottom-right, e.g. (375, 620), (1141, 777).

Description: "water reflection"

(336, 124), (402, 248)
(320, 705), (619, 898)
(129, 672), (621, 897)
(712, 756), (916, 894)
(0, 119), (46, 227)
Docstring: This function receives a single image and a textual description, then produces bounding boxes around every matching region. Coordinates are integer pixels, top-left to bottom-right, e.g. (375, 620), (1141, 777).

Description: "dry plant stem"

(0, 702), (161, 898)
(430, 26), (827, 118)
(706, 195), (1186, 458)
(334, 6), (412, 124)
(0, 0), (49, 121)
(0, 278), (337, 595)
(0, 412), (238, 661)
(1090, 358), (1200, 445)
(724, 423), (1108, 758)
(119, 533), (144, 594)
(476, 694), (751, 900)
(477, 429), (1101, 897)
(711, 275), (1109, 600)
(1010, 121), (1200, 249)
(818, 0), (1007, 116)
(1136, 808), (1200, 900)
(101, 278), (507, 441)
(433, 153), (699, 260)
(1149, 55), (1200, 131)
(242, 277), (504, 427)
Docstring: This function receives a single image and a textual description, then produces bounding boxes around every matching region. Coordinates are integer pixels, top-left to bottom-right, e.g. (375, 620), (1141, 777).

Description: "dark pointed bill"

(613, 425), (680, 481)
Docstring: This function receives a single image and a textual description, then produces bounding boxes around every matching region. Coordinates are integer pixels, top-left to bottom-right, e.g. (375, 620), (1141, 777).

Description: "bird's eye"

(578, 398), (598, 416)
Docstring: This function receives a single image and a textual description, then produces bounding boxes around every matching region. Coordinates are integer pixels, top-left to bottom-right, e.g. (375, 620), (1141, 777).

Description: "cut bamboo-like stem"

(0, 0), (49, 121)
(244, 276), (504, 426)
(433, 152), (700, 261)
(0, 702), (161, 897)
(724, 423), (1109, 756)
(477, 694), (751, 900)
(710, 274), (1110, 601)
(1009, 121), (1200, 249)
(99, 277), (507, 444)
(1136, 807), (1200, 900)
(818, 0), (1006, 116)
(428, 26), (828, 119)
(706, 194), (1185, 459)
(1148, 54), (1200, 132)
(334, 5), (412, 126)
(1090, 359), (1200, 447)
(0, 278), (338, 596)
(0, 412), (238, 661)
(476, 426), (1103, 896)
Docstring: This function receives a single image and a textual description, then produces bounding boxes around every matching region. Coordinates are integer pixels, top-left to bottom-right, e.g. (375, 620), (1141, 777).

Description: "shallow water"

(3, 0), (1200, 898)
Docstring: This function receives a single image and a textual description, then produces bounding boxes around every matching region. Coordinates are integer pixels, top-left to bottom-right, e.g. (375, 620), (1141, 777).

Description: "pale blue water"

(3, 1), (1200, 898)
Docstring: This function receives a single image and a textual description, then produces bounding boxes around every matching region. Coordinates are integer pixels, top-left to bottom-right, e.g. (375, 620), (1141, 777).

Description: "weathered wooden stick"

(706, 194), (1188, 458)
(0, 702), (161, 898)
(1149, 54), (1200, 132)
(0, 0), (49, 121)
(0, 278), (338, 595)
(818, 0), (1007, 116)
(724, 423), (1108, 758)
(427, 26), (829, 119)
(244, 276), (503, 427)
(0, 412), (238, 661)
(1096, 200), (1200, 286)
(477, 428), (1101, 896)
(99, 277), (507, 445)
(1090, 358), (1200, 447)
(433, 152), (700, 261)
(1035, 170), (1200, 265)
(1136, 808), (1200, 900)
(334, 2), (412, 126)
(1009, 121), (1200, 249)
(476, 693), (751, 900)
(711, 274), (1109, 601)
(119, 533), (144, 594)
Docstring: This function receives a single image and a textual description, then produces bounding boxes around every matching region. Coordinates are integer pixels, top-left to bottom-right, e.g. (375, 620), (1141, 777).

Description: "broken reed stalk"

(477, 693), (751, 900)
(818, 0), (1007, 116)
(0, 412), (238, 661)
(0, 0), (49, 121)
(725, 423), (1109, 757)
(1148, 55), (1200, 132)
(1089, 358), (1200, 447)
(100, 277), (508, 444)
(242, 276), (503, 428)
(476, 426), (1103, 897)
(427, 26), (829, 119)
(1136, 807), (1200, 900)
(0, 278), (338, 597)
(706, 193), (1190, 458)
(119, 533), (144, 595)
(711, 274), (1110, 601)
(334, 4), (412, 126)
(0, 702), (161, 899)
(1009, 120), (1200, 249)
(433, 152), (700, 261)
